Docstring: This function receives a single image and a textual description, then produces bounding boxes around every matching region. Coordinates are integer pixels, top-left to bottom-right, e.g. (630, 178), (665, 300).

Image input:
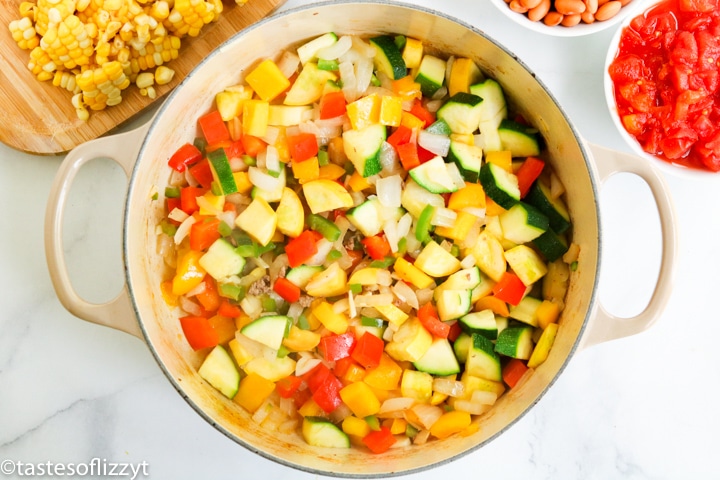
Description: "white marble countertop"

(1, 0), (718, 478)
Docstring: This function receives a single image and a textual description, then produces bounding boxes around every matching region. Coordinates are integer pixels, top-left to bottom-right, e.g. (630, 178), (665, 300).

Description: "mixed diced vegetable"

(156, 31), (577, 452)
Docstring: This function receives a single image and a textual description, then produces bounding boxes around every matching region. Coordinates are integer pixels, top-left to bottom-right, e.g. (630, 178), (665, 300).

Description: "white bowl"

(489, 0), (636, 37)
(603, 0), (720, 180)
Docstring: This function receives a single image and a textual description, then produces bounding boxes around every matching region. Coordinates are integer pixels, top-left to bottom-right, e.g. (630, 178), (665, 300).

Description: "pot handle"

(44, 123), (151, 340)
(580, 143), (678, 349)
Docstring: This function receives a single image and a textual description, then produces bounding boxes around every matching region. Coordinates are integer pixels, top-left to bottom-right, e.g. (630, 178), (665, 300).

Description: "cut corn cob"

(9, 17), (40, 50)
(164, 0), (218, 38)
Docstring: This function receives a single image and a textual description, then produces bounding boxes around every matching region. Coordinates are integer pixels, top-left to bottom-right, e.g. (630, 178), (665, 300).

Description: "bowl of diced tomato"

(605, 0), (720, 176)
(45, 0), (677, 476)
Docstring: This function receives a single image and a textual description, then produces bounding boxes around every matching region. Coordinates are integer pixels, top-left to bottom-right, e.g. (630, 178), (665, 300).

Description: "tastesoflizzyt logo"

(0, 458), (149, 479)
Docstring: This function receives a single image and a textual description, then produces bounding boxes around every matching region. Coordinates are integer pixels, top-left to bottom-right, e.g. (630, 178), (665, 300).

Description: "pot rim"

(122, 1), (603, 476)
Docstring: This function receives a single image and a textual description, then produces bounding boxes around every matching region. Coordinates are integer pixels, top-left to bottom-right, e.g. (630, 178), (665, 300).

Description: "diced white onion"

(265, 145), (280, 174)
(410, 403), (444, 430)
(378, 396), (415, 415)
(287, 302), (305, 321)
(392, 280), (418, 310)
(295, 355), (322, 376)
(179, 295), (202, 316)
(353, 293), (394, 308)
(260, 125), (280, 146)
(471, 389), (498, 405)
(418, 130), (451, 157)
(333, 298), (350, 314)
(317, 35), (352, 60)
(229, 155), (247, 172)
(348, 289), (357, 319)
(185, 280), (207, 297)
(432, 378), (465, 397)
(550, 171), (566, 199)
(432, 207), (457, 227)
(240, 295), (264, 319)
(396, 212), (412, 240)
(460, 254), (477, 270)
(308, 238), (333, 266)
(415, 288), (434, 305)
(252, 399), (274, 424)
(351, 35), (376, 58)
(376, 174), (402, 208)
(339, 60), (358, 102)
(452, 400), (492, 416)
(413, 429), (431, 445)
(430, 86), (447, 102)
(248, 166), (282, 192)
(276, 49), (300, 78)
(354, 56), (374, 96)
(168, 207), (189, 223)
(383, 218), (399, 253)
(173, 215), (196, 244)
(379, 142), (401, 175)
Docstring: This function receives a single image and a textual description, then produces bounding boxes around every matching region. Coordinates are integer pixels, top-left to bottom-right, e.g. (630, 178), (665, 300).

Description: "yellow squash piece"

(448, 182), (486, 210)
(172, 250), (207, 296)
(242, 99), (270, 137)
(282, 325), (322, 352)
(527, 322), (559, 368)
(448, 57), (483, 96)
(384, 317), (433, 362)
(434, 210), (478, 242)
(276, 187), (305, 238)
(244, 59), (291, 102)
(215, 85), (254, 121)
(306, 263), (348, 298)
(235, 197), (277, 246)
(414, 241), (462, 277)
(301, 179), (354, 214)
(311, 300), (349, 334)
(347, 94), (381, 130)
(234, 373), (276, 413)
(430, 411), (472, 440)
(375, 304), (409, 327)
(393, 257), (435, 290)
(339, 382), (381, 418)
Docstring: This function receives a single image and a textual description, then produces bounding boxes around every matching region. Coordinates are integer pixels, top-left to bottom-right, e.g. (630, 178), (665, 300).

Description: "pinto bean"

(519, 0), (543, 8)
(555, 0), (586, 15)
(528, 0), (551, 21)
(595, 0), (622, 20)
(543, 11), (565, 26)
(561, 13), (583, 26)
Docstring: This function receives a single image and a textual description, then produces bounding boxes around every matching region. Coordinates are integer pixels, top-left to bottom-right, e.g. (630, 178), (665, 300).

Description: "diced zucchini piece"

(504, 244), (548, 286)
(453, 332), (473, 364)
(346, 197), (384, 237)
(436, 288), (472, 321)
(414, 241), (462, 277)
(297, 32), (338, 64)
(532, 229), (569, 262)
(285, 265), (324, 289)
(244, 355), (296, 382)
(479, 161), (520, 210)
(302, 416), (350, 448)
(198, 345), (240, 399)
(414, 338), (461, 376)
(495, 326), (534, 360)
(497, 119), (541, 157)
(437, 92), (484, 135)
(370, 35), (407, 80)
(465, 333), (502, 382)
(508, 296), (543, 327)
(301, 179), (353, 214)
(408, 155), (460, 194)
(207, 148), (238, 195)
(458, 310), (498, 339)
(240, 315), (291, 351)
(467, 230), (506, 282)
(447, 140), (483, 183)
(499, 202), (549, 244)
(284, 63), (337, 106)
(470, 78), (508, 123)
(199, 238), (246, 281)
(525, 181), (571, 234)
(414, 54), (446, 97)
(442, 266), (482, 290)
(343, 123), (386, 178)
(401, 179), (447, 217)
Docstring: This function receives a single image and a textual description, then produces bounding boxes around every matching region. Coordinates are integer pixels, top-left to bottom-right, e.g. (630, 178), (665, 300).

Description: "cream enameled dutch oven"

(45, 1), (677, 476)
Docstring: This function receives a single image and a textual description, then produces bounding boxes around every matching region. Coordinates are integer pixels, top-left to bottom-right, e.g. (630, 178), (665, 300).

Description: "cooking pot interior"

(124, 1), (600, 475)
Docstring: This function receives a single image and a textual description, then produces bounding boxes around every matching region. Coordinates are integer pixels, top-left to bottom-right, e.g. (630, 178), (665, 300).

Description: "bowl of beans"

(45, 0), (677, 476)
(605, 0), (720, 177)
(490, 0), (635, 36)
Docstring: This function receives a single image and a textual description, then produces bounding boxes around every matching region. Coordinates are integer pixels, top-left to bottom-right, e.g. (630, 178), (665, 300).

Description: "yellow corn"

(9, 17), (40, 50)
(12, 0), (252, 120)
(164, 0), (218, 38)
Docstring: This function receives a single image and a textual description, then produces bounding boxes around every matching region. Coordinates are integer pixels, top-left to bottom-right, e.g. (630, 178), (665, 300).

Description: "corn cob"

(75, 60), (130, 110)
(40, 14), (94, 69)
(27, 45), (58, 81)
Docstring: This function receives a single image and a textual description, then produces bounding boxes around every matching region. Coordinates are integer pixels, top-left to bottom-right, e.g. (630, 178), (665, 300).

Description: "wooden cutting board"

(0, 0), (286, 155)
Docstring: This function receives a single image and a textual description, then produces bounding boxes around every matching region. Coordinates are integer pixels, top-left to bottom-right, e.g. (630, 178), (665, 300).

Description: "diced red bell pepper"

(516, 156), (545, 198)
(166, 197), (182, 221)
(217, 299), (243, 318)
(312, 373), (344, 413)
(492, 272), (527, 306)
(285, 230), (320, 268)
(319, 332), (356, 362)
(362, 426), (397, 453)
(195, 276), (220, 313)
(179, 186), (204, 215)
(198, 110), (230, 145)
(417, 302), (450, 338)
(319, 91), (347, 119)
(503, 358), (529, 388)
(333, 356), (359, 377)
(168, 143), (202, 172)
(448, 321), (463, 342)
(273, 277), (302, 303)
(179, 315), (219, 350)
(360, 235), (391, 261)
(350, 331), (384, 368)
(410, 99), (436, 128)
(276, 375), (304, 398)
(287, 132), (319, 163)
(189, 218), (221, 251)
(387, 125), (412, 148)
(188, 158), (215, 189)
(240, 135), (267, 157)
(396, 141), (420, 170)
